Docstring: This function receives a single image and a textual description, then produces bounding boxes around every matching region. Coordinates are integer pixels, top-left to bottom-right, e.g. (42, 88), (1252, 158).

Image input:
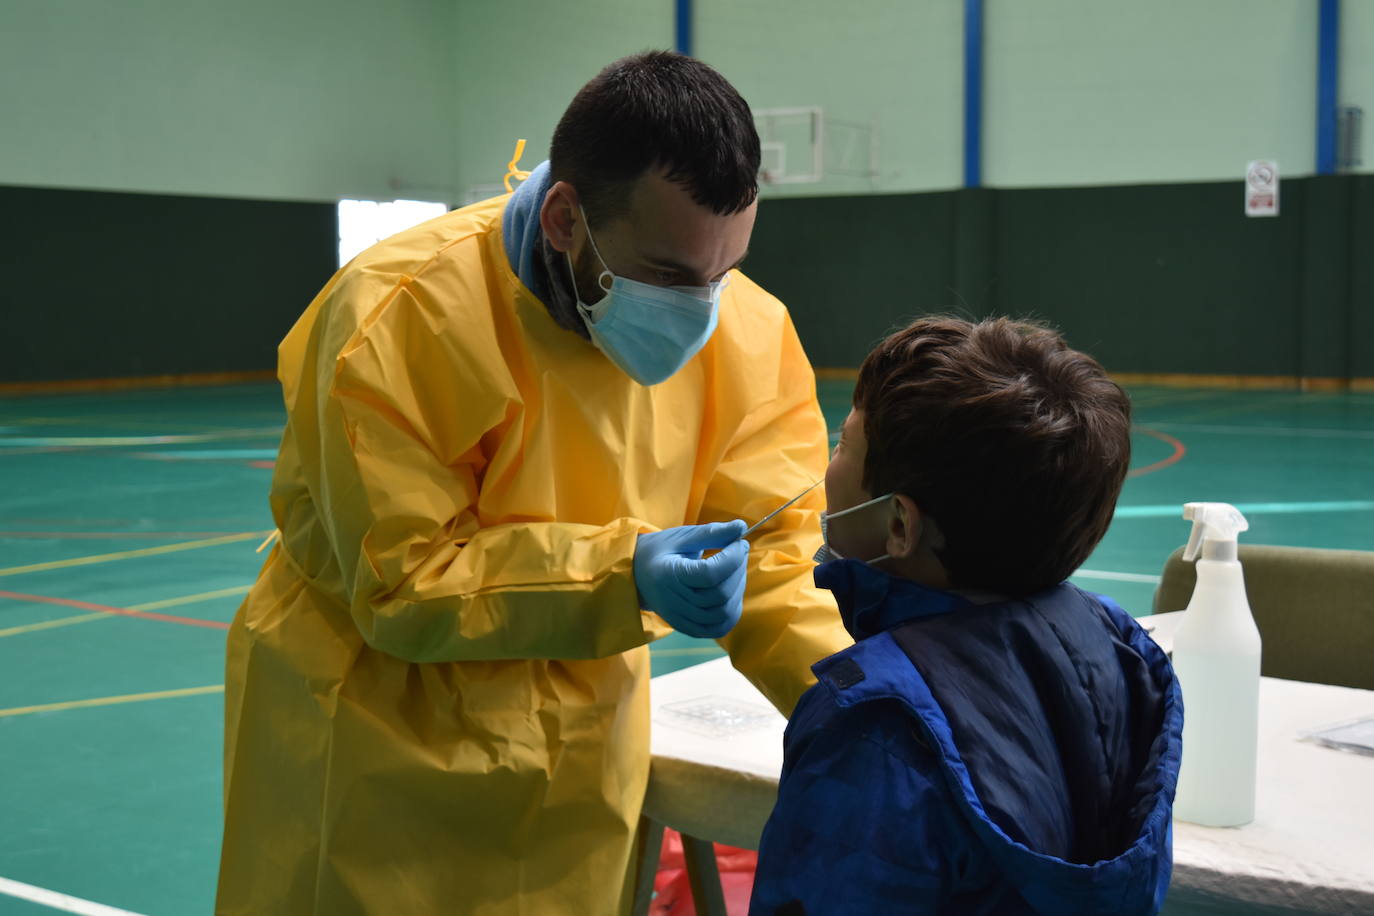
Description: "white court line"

(1072, 569), (1162, 584)
(1148, 422), (1374, 440)
(1114, 500), (1374, 519)
(0, 427), (282, 448)
(0, 877), (149, 916)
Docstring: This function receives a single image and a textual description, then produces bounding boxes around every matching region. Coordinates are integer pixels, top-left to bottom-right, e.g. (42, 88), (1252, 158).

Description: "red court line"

(1128, 427), (1187, 478)
(0, 590), (230, 630)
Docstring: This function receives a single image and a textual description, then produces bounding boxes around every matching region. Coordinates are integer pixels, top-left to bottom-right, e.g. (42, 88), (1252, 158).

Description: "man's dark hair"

(550, 50), (760, 224)
(854, 317), (1132, 596)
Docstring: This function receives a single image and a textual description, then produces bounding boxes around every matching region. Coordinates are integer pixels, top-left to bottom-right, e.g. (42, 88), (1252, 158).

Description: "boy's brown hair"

(853, 317), (1132, 596)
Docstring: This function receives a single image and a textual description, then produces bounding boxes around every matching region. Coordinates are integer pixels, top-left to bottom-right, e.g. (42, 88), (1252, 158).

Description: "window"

(337, 198), (448, 266)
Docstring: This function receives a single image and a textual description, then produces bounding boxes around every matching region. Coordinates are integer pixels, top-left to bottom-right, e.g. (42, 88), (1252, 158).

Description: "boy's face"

(825, 409), (870, 513)
(824, 409), (890, 562)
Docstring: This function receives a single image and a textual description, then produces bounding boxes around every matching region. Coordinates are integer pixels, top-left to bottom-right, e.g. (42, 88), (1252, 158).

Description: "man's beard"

(567, 240), (609, 307)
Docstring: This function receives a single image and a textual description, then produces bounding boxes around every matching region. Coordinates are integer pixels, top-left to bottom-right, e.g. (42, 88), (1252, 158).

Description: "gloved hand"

(634, 520), (751, 639)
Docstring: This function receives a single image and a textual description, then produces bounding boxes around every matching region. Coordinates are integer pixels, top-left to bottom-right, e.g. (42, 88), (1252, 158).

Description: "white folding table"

(640, 613), (1374, 914)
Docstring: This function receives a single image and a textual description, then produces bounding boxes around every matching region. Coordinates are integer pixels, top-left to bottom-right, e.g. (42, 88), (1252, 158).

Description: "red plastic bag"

(650, 828), (758, 915)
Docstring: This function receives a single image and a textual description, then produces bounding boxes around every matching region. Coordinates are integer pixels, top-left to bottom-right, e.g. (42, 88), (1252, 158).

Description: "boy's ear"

(885, 494), (924, 560)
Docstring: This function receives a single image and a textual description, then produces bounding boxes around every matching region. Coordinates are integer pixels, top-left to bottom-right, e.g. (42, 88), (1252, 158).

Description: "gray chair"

(1153, 544), (1374, 690)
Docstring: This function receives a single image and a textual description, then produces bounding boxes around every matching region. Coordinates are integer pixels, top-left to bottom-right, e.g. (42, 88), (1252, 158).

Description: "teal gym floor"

(1, 380), (1371, 914)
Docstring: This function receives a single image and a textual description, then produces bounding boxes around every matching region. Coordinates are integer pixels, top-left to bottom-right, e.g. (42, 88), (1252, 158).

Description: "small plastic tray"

(1301, 714), (1374, 756)
(656, 695), (777, 739)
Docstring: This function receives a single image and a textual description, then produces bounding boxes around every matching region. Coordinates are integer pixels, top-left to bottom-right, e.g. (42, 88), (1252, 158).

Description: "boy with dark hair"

(750, 317), (1183, 915)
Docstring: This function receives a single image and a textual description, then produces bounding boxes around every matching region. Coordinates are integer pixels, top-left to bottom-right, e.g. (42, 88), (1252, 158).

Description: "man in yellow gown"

(216, 50), (851, 914)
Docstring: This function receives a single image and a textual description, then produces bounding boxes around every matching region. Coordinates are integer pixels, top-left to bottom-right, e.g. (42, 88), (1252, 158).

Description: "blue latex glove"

(634, 520), (751, 639)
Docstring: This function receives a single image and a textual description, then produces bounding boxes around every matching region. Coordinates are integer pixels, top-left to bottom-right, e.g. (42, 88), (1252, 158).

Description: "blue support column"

(964, 0), (984, 188)
(1317, 0), (1339, 174)
(675, 0), (692, 57)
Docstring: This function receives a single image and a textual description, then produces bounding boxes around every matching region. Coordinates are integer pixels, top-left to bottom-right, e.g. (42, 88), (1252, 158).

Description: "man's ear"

(885, 494), (924, 560)
(541, 181), (579, 253)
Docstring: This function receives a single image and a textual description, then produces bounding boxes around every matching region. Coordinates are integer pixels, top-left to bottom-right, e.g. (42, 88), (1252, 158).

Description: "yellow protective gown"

(216, 193), (851, 915)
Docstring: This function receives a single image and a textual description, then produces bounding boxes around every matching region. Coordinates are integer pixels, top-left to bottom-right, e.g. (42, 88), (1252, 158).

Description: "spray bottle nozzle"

(1182, 502), (1250, 562)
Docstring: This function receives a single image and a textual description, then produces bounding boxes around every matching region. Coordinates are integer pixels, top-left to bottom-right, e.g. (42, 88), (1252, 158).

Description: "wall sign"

(1245, 160), (1279, 217)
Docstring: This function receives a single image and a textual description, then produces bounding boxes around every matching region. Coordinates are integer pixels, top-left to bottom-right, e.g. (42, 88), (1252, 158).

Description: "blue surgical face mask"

(569, 205), (726, 386)
(814, 493), (894, 565)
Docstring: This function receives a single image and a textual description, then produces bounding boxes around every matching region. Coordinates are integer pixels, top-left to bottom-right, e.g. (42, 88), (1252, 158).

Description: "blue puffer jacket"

(750, 559), (1183, 915)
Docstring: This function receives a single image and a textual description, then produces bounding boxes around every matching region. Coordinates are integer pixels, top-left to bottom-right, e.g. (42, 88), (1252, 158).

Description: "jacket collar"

(814, 558), (973, 640)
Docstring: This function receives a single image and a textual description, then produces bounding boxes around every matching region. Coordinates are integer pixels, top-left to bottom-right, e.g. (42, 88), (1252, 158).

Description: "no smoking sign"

(1245, 160), (1279, 217)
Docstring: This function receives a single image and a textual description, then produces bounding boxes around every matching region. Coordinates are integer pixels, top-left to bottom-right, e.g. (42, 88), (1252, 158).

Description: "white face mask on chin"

(813, 493), (894, 565)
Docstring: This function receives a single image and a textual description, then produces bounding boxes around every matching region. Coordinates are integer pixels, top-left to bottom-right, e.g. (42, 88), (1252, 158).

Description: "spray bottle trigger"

(1181, 502), (1250, 563)
(1183, 516), (1205, 562)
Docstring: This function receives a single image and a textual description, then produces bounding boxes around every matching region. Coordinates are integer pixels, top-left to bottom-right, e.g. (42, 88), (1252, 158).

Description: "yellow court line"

(0, 612), (109, 638)
(0, 685), (224, 719)
(650, 646), (726, 657)
(0, 532), (269, 578)
(128, 584), (252, 612)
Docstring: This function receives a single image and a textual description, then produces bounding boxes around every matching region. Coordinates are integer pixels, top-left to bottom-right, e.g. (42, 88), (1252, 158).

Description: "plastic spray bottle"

(1170, 502), (1261, 827)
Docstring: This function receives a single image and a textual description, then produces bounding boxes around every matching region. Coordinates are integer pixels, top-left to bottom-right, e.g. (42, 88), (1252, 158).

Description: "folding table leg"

(681, 832), (728, 916)
(632, 815), (666, 916)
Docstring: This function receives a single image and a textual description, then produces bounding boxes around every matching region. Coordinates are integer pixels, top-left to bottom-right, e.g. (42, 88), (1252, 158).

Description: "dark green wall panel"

(750, 176), (1369, 381)
(1299, 175), (1355, 379)
(744, 192), (960, 369)
(1350, 176), (1374, 379)
(3, 185), (336, 383)
(3, 176), (1368, 385)
(994, 182), (1305, 375)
